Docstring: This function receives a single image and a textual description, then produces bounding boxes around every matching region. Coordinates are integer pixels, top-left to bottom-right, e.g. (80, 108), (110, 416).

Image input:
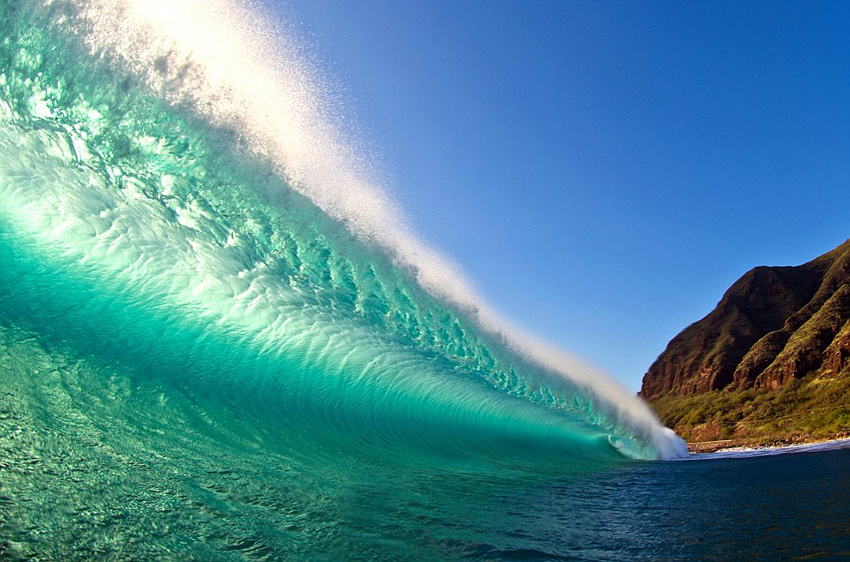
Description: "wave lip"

(1, 0), (687, 461)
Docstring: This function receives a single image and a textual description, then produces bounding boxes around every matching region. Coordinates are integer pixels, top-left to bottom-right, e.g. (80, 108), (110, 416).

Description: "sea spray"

(0, 1), (688, 558)
(66, 0), (684, 456)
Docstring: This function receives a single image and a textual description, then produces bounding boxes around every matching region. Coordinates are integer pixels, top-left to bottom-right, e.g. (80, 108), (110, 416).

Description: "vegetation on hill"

(649, 369), (850, 450)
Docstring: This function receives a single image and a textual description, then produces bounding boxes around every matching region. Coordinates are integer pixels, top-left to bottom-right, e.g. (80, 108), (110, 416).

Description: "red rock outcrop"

(640, 239), (850, 399)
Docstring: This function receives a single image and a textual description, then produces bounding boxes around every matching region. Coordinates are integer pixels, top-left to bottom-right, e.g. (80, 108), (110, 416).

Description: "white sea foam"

(47, 0), (686, 459)
(684, 438), (850, 461)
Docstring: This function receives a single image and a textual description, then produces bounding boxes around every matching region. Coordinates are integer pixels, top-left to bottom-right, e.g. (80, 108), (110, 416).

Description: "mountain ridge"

(640, 239), (850, 448)
(641, 239), (850, 399)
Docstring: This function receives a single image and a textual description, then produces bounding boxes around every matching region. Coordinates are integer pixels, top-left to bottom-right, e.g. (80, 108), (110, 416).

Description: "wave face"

(0, 1), (685, 559)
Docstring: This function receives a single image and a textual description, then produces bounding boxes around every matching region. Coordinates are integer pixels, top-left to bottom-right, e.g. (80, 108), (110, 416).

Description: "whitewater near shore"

(687, 436), (850, 456)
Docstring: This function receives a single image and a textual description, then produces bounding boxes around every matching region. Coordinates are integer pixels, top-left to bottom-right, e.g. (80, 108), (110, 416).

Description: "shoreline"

(687, 435), (850, 456)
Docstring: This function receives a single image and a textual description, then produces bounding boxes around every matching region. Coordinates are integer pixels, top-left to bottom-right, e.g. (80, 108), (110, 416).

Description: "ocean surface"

(0, 1), (847, 560)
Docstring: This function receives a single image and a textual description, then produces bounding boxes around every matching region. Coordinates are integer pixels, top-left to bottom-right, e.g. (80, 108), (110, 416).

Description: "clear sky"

(274, 0), (849, 392)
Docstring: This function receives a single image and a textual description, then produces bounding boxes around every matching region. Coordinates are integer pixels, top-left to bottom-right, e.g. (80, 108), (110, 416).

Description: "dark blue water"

(3, 413), (847, 561)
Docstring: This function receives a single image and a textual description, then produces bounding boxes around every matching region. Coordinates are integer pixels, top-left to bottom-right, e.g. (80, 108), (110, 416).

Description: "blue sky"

(276, 0), (849, 392)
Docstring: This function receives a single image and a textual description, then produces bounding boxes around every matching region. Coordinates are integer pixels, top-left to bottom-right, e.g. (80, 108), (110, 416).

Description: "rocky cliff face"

(640, 240), (850, 399)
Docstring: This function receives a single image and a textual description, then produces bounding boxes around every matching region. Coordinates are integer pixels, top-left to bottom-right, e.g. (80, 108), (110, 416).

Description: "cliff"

(640, 239), (850, 448)
(641, 239), (850, 399)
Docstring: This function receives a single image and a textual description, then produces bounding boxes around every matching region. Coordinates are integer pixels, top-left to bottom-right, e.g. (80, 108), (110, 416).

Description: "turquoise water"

(1, 2), (846, 560)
